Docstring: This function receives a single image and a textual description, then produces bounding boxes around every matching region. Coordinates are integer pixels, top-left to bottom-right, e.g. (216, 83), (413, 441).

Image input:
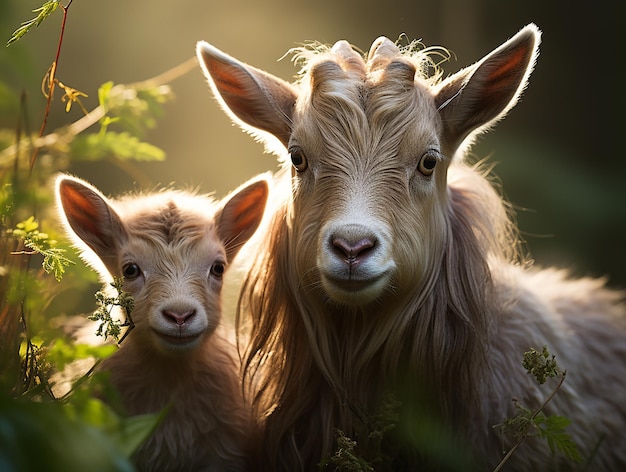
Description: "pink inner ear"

(59, 179), (121, 258)
(219, 180), (268, 261)
(211, 63), (256, 103)
(231, 183), (267, 233)
(486, 44), (530, 87)
(198, 42), (297, 149)
(61, 184), (105, 238)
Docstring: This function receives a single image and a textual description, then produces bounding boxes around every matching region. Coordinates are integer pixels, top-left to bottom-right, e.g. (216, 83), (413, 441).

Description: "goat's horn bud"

(331, 40), (366, 76)
(367, 36), (400, 71)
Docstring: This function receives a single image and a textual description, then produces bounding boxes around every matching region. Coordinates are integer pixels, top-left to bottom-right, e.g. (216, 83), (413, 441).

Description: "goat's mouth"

(320, 271), (390, 305)
(153, 329), (204, 350)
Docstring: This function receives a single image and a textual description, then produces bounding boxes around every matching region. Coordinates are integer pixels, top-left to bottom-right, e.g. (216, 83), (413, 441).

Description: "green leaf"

(63, 393), (165, 459)
(95, 82), (172, 137)
(98, 81), (115, 110)
(108, 409), (168, 458)
(16, 215), (39, 233)
(7, 1), (60, 47)
(0, 395), (135, 471)
(536, 414), (582, 463)
(48, 338), (117, 371)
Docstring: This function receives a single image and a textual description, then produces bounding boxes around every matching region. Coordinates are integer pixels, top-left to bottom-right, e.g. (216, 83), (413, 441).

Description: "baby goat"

(56, 174), (268, 471)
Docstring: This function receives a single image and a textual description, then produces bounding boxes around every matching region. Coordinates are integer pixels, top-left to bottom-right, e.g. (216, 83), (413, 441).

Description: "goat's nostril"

(162, 309), (196, 326)
(332, 237), (375, 262)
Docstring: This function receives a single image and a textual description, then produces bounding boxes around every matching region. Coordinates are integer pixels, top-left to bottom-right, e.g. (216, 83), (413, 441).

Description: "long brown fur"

(56, 175), (268, 471)
(197, 25), (626, 471)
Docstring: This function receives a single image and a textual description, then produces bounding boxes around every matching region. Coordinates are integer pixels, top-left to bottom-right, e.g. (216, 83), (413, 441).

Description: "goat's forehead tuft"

(292, 38), (441, 157)
(115, 192), (219, 246)
(294, 37), (445, 123)
(294, 37), (445, 87)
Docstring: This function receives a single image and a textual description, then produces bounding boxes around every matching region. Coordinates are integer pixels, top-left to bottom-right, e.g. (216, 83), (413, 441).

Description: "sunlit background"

(2, 0), (625, 286)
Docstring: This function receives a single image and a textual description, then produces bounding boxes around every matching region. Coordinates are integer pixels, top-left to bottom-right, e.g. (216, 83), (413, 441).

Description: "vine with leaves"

(1, 2), (196, 468)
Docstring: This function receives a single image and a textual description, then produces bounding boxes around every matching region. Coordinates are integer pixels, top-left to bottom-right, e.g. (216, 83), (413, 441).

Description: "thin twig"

(29, 0), (73, 173)
(116, 319), (135, 345)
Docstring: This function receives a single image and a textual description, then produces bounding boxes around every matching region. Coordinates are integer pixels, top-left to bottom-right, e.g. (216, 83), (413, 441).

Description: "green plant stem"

(492, 372), (567, 472)
(30, 0), (73, 173)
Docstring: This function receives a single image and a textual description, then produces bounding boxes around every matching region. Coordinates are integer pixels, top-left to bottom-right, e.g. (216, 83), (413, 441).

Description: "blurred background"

(2, 0), (625, 286)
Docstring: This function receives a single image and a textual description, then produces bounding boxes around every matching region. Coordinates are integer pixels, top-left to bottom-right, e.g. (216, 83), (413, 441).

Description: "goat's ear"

(55, 175), (125, 267)
(435, 24), (540, 151)
(196, 41), (297, 149)
(217, 178), (269, 262)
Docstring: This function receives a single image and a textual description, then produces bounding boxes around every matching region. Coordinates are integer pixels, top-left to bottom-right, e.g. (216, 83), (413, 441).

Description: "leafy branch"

(1, 3), (177, 466)
(89, 277), (135, 343)
(319, 392), (400, 471)
(321, 429), (376, 472)
(9, 216), (74, 281)
(492, 346), (582, 471)
(6, 0), (61, 47)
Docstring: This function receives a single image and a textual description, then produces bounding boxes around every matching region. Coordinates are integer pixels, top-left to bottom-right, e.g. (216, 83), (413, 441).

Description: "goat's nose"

(162, 309), (196, 326)
(331, 236), (376, 265)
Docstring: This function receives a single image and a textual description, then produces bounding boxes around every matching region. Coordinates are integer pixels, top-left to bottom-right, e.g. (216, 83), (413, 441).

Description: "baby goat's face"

(56, 175), (269, 356)
(118, 225), (226, 353)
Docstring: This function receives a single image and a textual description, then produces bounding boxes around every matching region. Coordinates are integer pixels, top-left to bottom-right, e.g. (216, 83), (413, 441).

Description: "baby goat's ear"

(55, 175), (125, 269)
(217, 177), (269, 262)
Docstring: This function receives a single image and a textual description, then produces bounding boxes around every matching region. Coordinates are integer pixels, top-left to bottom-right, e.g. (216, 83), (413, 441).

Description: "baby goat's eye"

(122, 262), (142, 280)
(210, 261), (225, 279)
(417, 150), (438, 176)
(288, 147), (308, 172)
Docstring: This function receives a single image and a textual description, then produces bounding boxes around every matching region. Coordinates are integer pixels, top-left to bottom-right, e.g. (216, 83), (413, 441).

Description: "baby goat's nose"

(162, 309), (196, 326)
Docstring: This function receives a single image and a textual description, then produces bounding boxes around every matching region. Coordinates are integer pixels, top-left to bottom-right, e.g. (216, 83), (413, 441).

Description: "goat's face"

(114, 220), (226, 352)
(287, 62), (449, 305)
(198, 26), (539, 306)
(56, 176), (268, 353)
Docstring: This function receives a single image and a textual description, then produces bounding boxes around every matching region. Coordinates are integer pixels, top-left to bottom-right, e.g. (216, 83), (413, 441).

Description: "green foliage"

(493, 346), (582, 471)
(71, 130), (165, 162)
(0, 393), (136, 472)
(534, 412), (581, 463)
(63, 381), (165, 460)
(47, 338), (116, 371)
(319, 392), (400, 471)
(496, 399), (581, 463)
(0, 3), (186, 469)
(522, 345), (560, 385)
(89, 277), (135, 342)
(6, 0), (60, 47)
(8, 216), (74, 281)
(98, 80), (172, 136)
(321, 430), (375, 472)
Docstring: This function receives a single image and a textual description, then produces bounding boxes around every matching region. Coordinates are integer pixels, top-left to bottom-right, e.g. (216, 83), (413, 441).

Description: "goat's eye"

(122, 262), (141, 280)
(289, 147), (308, 172)
(417, 151), (438, 176)
(210, 261), (225, 279)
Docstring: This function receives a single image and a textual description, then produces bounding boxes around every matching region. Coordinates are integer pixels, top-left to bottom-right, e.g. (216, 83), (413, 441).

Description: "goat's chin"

(320, 274), (389, 306)
(151, 329), (206, 353)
